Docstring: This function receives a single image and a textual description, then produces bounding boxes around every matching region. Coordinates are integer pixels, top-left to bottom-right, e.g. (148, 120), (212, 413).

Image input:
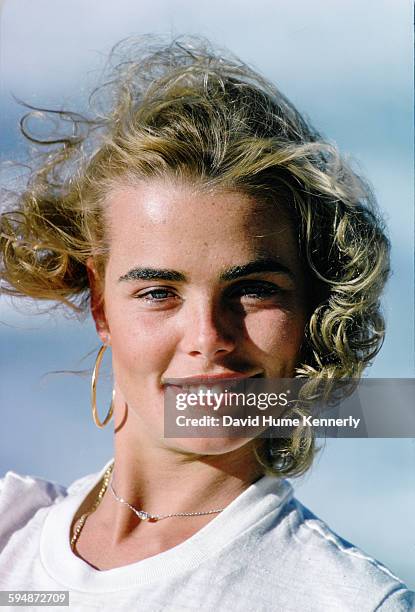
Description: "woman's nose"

(180, 301), (237, 361)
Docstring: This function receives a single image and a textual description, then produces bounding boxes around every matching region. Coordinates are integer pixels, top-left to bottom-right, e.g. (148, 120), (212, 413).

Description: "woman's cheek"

(110, 315), (177, 380)
(245, 308), (304, 353)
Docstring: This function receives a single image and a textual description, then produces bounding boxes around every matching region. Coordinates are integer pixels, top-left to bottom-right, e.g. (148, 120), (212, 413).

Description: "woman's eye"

(134, 288), (178, 303)
(229, 282), (283, 301)
(133, 282), (283, 307)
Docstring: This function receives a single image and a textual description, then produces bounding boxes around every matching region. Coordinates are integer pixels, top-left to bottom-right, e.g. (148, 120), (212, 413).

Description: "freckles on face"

(99, 179), (306, 423)
(243, 306), (305, 377)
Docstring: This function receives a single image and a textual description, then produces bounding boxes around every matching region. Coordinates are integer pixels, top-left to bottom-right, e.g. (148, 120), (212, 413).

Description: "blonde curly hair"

(0, 37), (390, 477)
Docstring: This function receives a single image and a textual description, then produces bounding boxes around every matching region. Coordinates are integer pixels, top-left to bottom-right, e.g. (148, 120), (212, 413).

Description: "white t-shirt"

(0, 458), (413, 611)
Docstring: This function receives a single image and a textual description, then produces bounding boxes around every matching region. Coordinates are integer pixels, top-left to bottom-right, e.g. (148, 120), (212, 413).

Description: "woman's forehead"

(103, 179), (301, 277)
(105, 179), (293, 234)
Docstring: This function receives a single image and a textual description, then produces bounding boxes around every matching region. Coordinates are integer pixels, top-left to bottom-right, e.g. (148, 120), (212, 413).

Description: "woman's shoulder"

(0, 469), (68, 507)
(0, 464), (105, 551)
(276, 495), (414, 609)
(0, 469), (68, 544)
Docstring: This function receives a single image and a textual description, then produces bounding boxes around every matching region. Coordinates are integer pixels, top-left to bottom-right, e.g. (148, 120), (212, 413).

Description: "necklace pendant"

(136, 510), (151, 521)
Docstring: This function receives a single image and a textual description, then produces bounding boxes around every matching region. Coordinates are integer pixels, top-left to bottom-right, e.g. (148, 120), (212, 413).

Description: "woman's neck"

(91, 428), (264, 546)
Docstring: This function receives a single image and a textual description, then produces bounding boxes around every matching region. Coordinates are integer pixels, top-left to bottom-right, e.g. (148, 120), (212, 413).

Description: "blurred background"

(0, 0), (414, 587)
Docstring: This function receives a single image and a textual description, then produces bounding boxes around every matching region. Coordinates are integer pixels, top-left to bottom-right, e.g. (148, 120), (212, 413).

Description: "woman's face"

(89, 179), (306, 455)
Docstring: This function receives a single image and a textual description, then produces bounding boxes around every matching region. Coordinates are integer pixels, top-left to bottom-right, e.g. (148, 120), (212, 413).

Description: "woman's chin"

(164, 436), (254, 457)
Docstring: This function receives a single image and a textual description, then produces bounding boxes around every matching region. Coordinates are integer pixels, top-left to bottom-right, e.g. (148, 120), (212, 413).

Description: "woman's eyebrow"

(220, 258), (294, 281)
(118, 258), (294, 283)
(118, 268), (186, 282)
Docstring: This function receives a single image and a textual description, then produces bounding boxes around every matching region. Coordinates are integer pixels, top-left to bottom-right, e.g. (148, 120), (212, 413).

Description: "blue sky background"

(0, 0), (414, 587)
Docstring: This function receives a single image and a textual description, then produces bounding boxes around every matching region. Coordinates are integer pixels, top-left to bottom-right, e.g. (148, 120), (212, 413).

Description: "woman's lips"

(165, 372), (262, 384)
(162, 372), (263, 393)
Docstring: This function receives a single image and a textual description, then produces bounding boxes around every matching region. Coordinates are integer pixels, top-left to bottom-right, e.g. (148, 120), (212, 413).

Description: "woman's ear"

(86, 258), (111, 345)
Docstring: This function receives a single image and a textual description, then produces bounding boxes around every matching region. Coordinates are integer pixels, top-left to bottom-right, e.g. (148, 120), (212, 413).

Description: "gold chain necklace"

(70, 462), (114, 550)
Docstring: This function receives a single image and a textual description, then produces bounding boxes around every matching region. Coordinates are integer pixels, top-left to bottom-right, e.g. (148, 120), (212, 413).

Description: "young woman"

(0, 38), (413, 610)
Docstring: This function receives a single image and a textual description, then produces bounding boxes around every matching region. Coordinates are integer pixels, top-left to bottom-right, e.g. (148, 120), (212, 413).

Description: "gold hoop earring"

(91, 344), (114, 429)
